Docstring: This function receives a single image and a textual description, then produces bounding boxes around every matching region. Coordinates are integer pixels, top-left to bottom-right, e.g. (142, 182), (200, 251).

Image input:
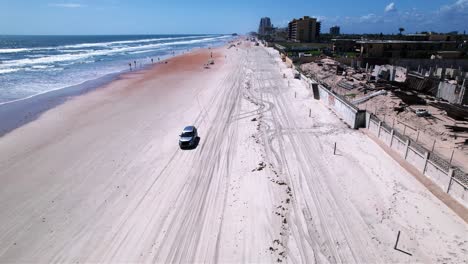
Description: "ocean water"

(0, 34), (232, 104)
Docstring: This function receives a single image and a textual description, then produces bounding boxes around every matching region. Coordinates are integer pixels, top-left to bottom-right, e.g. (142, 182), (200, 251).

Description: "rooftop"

(357, 40), (457, 44)
(331, 39), (361, 41)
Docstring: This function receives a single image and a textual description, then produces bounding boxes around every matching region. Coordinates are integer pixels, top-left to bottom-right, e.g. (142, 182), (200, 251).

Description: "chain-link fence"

(370, 112), (468, 174)
(369, 113), (468, 191)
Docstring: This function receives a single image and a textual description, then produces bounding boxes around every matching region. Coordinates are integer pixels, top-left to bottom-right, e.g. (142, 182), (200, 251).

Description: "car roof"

(182, 126), (196, 132)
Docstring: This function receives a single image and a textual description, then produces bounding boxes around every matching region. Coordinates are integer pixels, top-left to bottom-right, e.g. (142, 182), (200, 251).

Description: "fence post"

(404, 140), (410, 159)
(449, 149), (455, 165)
(378, 121), (382, 137)
(367, 113), (372, 129)
(390, 129), (394, 147)
(422, 152), (429, 175)
(446, 169), (454, 193)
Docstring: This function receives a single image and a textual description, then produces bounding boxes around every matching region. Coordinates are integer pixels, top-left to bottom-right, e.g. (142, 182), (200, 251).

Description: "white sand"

(0, 44), (466, 263)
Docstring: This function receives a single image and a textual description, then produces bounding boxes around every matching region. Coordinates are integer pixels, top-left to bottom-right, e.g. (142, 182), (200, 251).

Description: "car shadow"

(180, 136), (201, 150)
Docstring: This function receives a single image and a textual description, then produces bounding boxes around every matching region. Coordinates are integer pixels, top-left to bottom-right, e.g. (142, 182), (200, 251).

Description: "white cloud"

(385, 2), (396, 12)
(311, 15), (327, 22)
(438, 0), (468, 29)
(359, 13), (382, 23)
(360, 13), (375, 20)
(284, 0), (467, 33)
(49, 3), (85, 8)
(440, 0), (468, 14)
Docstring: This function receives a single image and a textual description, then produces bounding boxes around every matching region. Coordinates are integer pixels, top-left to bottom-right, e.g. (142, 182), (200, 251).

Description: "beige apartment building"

(288, 16), (320, 42)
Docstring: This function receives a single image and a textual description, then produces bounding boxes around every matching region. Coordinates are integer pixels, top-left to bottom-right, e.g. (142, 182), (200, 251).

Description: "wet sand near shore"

(0, 48), (221, 137)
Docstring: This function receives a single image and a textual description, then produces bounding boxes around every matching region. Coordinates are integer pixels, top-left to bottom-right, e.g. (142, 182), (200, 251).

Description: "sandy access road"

(0, 44), (467, 263)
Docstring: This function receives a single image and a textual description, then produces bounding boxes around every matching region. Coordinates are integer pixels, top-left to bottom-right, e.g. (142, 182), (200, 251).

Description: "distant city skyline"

(0, 0), (467, 35)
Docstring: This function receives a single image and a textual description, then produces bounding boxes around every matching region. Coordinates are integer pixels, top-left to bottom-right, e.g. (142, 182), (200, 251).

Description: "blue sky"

(0, 0), (467, 35)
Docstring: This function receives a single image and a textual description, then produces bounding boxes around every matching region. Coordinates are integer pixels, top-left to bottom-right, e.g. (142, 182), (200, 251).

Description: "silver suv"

(179, 126), (198, 149)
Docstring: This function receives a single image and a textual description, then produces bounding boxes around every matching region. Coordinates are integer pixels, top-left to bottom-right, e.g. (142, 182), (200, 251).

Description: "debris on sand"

(251, 117), (257, 122)
(252, 161), (266, 171)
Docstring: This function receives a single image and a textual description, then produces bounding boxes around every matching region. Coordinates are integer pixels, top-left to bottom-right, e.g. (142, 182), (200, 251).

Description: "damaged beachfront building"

(329, 36), (468, 106)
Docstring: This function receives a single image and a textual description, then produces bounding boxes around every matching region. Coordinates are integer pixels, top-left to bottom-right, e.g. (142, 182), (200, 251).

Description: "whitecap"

(0, 68), (21, 74)
(0, 48), (30, 54)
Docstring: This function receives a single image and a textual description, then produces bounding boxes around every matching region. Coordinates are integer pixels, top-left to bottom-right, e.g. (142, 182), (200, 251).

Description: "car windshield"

(181, 131), (194, 137)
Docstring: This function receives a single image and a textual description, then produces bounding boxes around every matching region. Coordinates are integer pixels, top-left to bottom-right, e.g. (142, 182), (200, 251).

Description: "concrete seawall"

(295, 62), (467, 209)
(367, 113), (468, 208)
(302, 75), (366, 129)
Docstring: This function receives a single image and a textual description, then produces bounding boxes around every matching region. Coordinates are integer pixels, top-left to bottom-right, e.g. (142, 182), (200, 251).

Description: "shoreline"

(0, 45), (225, 137)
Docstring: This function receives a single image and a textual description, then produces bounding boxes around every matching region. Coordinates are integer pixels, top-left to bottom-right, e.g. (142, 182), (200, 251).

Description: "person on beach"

(129, 63), (132, 71)
(210, 52), (213, 58)
(134, 61), (137, 68)
(151, 58), (153, 64)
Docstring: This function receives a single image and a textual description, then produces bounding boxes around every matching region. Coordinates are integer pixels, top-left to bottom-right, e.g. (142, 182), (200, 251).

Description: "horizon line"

(0, 33), (238, 37)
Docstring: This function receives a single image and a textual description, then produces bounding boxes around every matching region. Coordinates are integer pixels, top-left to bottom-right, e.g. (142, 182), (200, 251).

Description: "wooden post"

(404, 140), (410, 159)
(449, 149), (455, 165)
(446, 169), (454, 193)
(403, 125), (407, 136)
(423, 152), (429, 174)
(378, 121), (382, 137)
(394, 230), (413, 256)
(392, 119), (395, 129)
(416, 130), (420, 142)
(334, 142), (337, 155)
(390, 129), (394, 147)
(295, 92), (296, 98)
(394, 231), (401, 250)
(309, 109), (311, 117)
(431, 139), (436, 152)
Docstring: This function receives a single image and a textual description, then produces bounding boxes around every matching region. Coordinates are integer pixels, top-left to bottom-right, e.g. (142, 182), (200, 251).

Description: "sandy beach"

(0, 42), (467, 263)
